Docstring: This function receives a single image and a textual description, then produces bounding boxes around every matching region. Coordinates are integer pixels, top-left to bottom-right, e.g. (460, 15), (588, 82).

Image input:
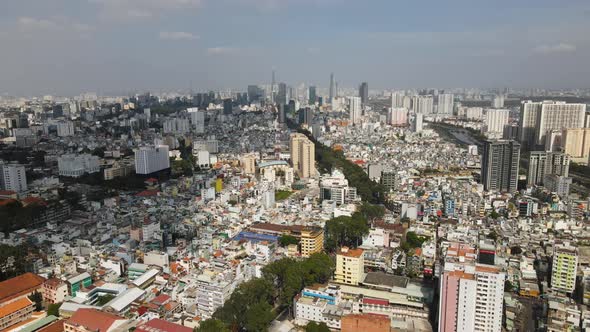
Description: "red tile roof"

(0, 273), (45, 303)
(136, 319), (192, 332)
(37, 320), (65, 332)
(136, 190), (159, 197)
(0, 297), (33, 318)
(151, 294), (171, 306)
(66, 309), (122, 332)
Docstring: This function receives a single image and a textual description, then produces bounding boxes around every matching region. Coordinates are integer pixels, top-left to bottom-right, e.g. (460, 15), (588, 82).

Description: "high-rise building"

(437, 93), (454, 116)
(412, 95), (434, 115)
(391, 92), (404, 108)
(484, 109), (510, 135)
(163, 118), (190, 134)
(134, 145), (170, 175)
(411, 113), (423, 133)
(223, 99), (233, 115)
(481, 140), (520, 193)
(58, 154), (100, 178)
(438, 262), (505, 332)
(188, 108), (205, 134)
(359, 82), (368, 106)
(544, 175), (572, 197)
(271, 69), (276, 104)
(348, 97), (362, 125)
(290, 133), (316, 178)
(493, 94), (505, 108)
(298, 107), (313, 126)
(57, 120), (75, 137)
(308, 86), (317, 105)
(519, 101), (586, 147)
(561, 128), (590, 161)
(329, 73), (335, 104)
(278, 104), (285, 124)
(334, 247), (364, 285)
(247, 85), (264, 103)
(277, 82), (288, 105)
(242, 154), (257, 175)
(551, 244), (578, 293)
(1, 164), (27, 193)
(527, 151), (570, 186)
(387, 108), (408, 126)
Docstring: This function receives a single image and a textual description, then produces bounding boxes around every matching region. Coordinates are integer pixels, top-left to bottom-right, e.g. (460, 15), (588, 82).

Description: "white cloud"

(159, 31), (199, 40)
(90, 0), (202, 21)
(533, 43), (576, 54)
(207, 47), (238, 55)
(17, 17), (94, 37)
(18, 17), (59, 30)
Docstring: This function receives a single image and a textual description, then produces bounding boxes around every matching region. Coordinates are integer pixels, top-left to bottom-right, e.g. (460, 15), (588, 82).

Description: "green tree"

(47, 302), (62, 317)
(197, 319), (229, 332)
(305, 321), (330, 332)
(96, 294), (116, 305)
(278, 235), (299, 247)
(324, 213), (369, 251)
(405, 231), (428, 248)
(245, 302), (274, 332)
(28, 291), (43, 311)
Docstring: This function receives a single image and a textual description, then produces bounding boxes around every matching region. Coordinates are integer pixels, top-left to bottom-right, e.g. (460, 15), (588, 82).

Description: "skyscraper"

(308, 86), (317, 105)
(551, 244), (578, 293)
(277, 82), (288, 105)
(223, 99), (233, 115)
(135, 145), (170, 175)
(519, 101), (586, 148)
(387, 108), (408, 126)
(411, 113), (423, 133)
(347, 96), (362, 125)
(391, 92), (404, 108)
(329, 73), (335, 104)
(359, 82), (368, 106)
(527, 151), (570, 186)
(412, 95), (434, 115)
(271, 69), (276, 104)
(481, 140), (520, 193)
(438, 262), (505, 332)
(484, 109), (510, 135)
(437, 93), (454, 116)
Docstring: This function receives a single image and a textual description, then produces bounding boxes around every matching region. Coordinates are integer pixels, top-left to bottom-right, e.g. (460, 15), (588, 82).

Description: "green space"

(274, 190), (293, 201)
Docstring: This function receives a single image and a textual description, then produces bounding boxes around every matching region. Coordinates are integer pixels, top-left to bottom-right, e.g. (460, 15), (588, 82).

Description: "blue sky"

(1, 0), (589, 95)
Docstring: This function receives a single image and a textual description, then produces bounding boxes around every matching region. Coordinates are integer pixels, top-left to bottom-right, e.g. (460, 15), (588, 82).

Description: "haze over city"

(1, 0), (590, 95)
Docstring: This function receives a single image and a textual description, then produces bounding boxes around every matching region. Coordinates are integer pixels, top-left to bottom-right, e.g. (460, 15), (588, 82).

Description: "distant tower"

(359, 82), (368, 106)
(271, 69), (276, 104)
(329, 73), (335, 104)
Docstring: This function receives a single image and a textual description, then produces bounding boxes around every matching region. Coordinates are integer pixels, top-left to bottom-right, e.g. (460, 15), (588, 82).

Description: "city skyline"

(1, 0), (590, 95)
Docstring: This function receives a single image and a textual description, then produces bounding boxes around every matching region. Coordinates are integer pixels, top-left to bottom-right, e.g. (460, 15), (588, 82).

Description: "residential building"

(134, 145), (170, 175)
(195, 274), (234, 319)
(551, 244), (578, 293)
(290, 133), (316, 178)
(242, 154), (257, 175)
(163, 118), (190, 134)
(188, 108), (205, 134)
(0, 273), (45, 306)
(519, 101), (586, 147)
(544, 175), (572, 197)
(0, 297), (35, 330)
(438, 93), (454, 116)
(335, 247), (364, 286)
(561, 128), (590, 161)
(58, 154), (100, 178)
(387, 108), (408, 126)
(64, 308), (129, 332)
(320, 169), (357, 205)
(56, 120), (74, 137)
(527, 151), (570, 186)
(42, 278), (68, 304)
(348, 96), (362, 125)
(438, 262), (505, 332)
(294, 285), (342, 329)
(484, 109), (510, 136)
(481, 140), (520, 193)
(412, 95), (434, 115)
(300, 228), (325, 257)
(1, 164), (27, 193)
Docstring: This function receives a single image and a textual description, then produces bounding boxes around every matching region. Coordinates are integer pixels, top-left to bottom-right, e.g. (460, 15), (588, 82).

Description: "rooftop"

(0, 273), (45, 303)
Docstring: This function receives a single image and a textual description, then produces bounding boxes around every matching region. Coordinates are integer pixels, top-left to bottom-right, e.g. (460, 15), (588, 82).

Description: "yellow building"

(242, 154), (257, 175)
(335, 247), (364, 285)
(561, 128), (590, 161)
(289, 133), (316, 179)
(300, 229), (324, 257)
(215, 178), (223, 193)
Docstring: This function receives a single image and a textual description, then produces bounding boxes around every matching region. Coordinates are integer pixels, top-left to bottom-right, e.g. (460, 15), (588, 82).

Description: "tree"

(28, 291), (43, 311)
(405, 231), (428, 248)
(47, 302), (62, 317)
(197, 319), (229, 332)
(96, 294), (115, 306)
(305, 321), (330, 332)
(278, 235), (299, 247)
(244, 302), (274, 332)
(324, 213), (369, 251)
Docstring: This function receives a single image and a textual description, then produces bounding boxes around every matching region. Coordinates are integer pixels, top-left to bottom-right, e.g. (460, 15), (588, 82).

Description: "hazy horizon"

(1, 0), (590, 96)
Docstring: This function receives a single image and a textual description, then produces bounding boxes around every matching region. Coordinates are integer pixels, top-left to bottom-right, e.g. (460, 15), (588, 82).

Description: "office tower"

(493, 94), (505, 108)
(411, 113), (423, 133)
(519, 101), (586, 147)
(1, 164), (27, 193)
(551, 244), (578, 293)
(308, 86), (317, 105)
(247, 85), (263, 103)
(348, 96), (362, 125)
(438, 262), (505, 332)
(437, 93), (454, 116)
(481, 140), (520, 193)
(58, 154), (100, 178)
(391, 92), (404, 108)
(412, 95), (434, 115)
(188, 108), (205, 134)
(359, 82), (368, 106)
(277, 82), (288, 105)
(298, 107), (313, 126)
(527, 151), (570, 186)
(223, 99), (233, 115)
(290, 133), (315, 178)
(484, 109), (510, 135)
(329, 73), (335, 104)
(57, 120), (75, 137)
(271, 69), (275, 104)
(134, 145), (170, 175)
(561, 128), (590, 161)
(334, 247), (364, 285)
(278, 104), (285, 123)
(387, 108), (408, 126)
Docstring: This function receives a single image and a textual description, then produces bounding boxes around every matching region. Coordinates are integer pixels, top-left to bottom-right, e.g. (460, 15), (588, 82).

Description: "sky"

(1, 0), (590, 96)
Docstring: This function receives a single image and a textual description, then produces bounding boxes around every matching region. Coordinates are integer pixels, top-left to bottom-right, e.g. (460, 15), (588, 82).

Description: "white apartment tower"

(57, 121), (75, 137)
(348, 96), (362, 125)
(412, 95), (434, 115)
(290, 133), (316, 179)
(484, 109), (510, 135)
(519, 101), (586, 147)
(135, 145), (170, 175)
(438, 93), (454, 116)
(1, 164), (27, 193)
